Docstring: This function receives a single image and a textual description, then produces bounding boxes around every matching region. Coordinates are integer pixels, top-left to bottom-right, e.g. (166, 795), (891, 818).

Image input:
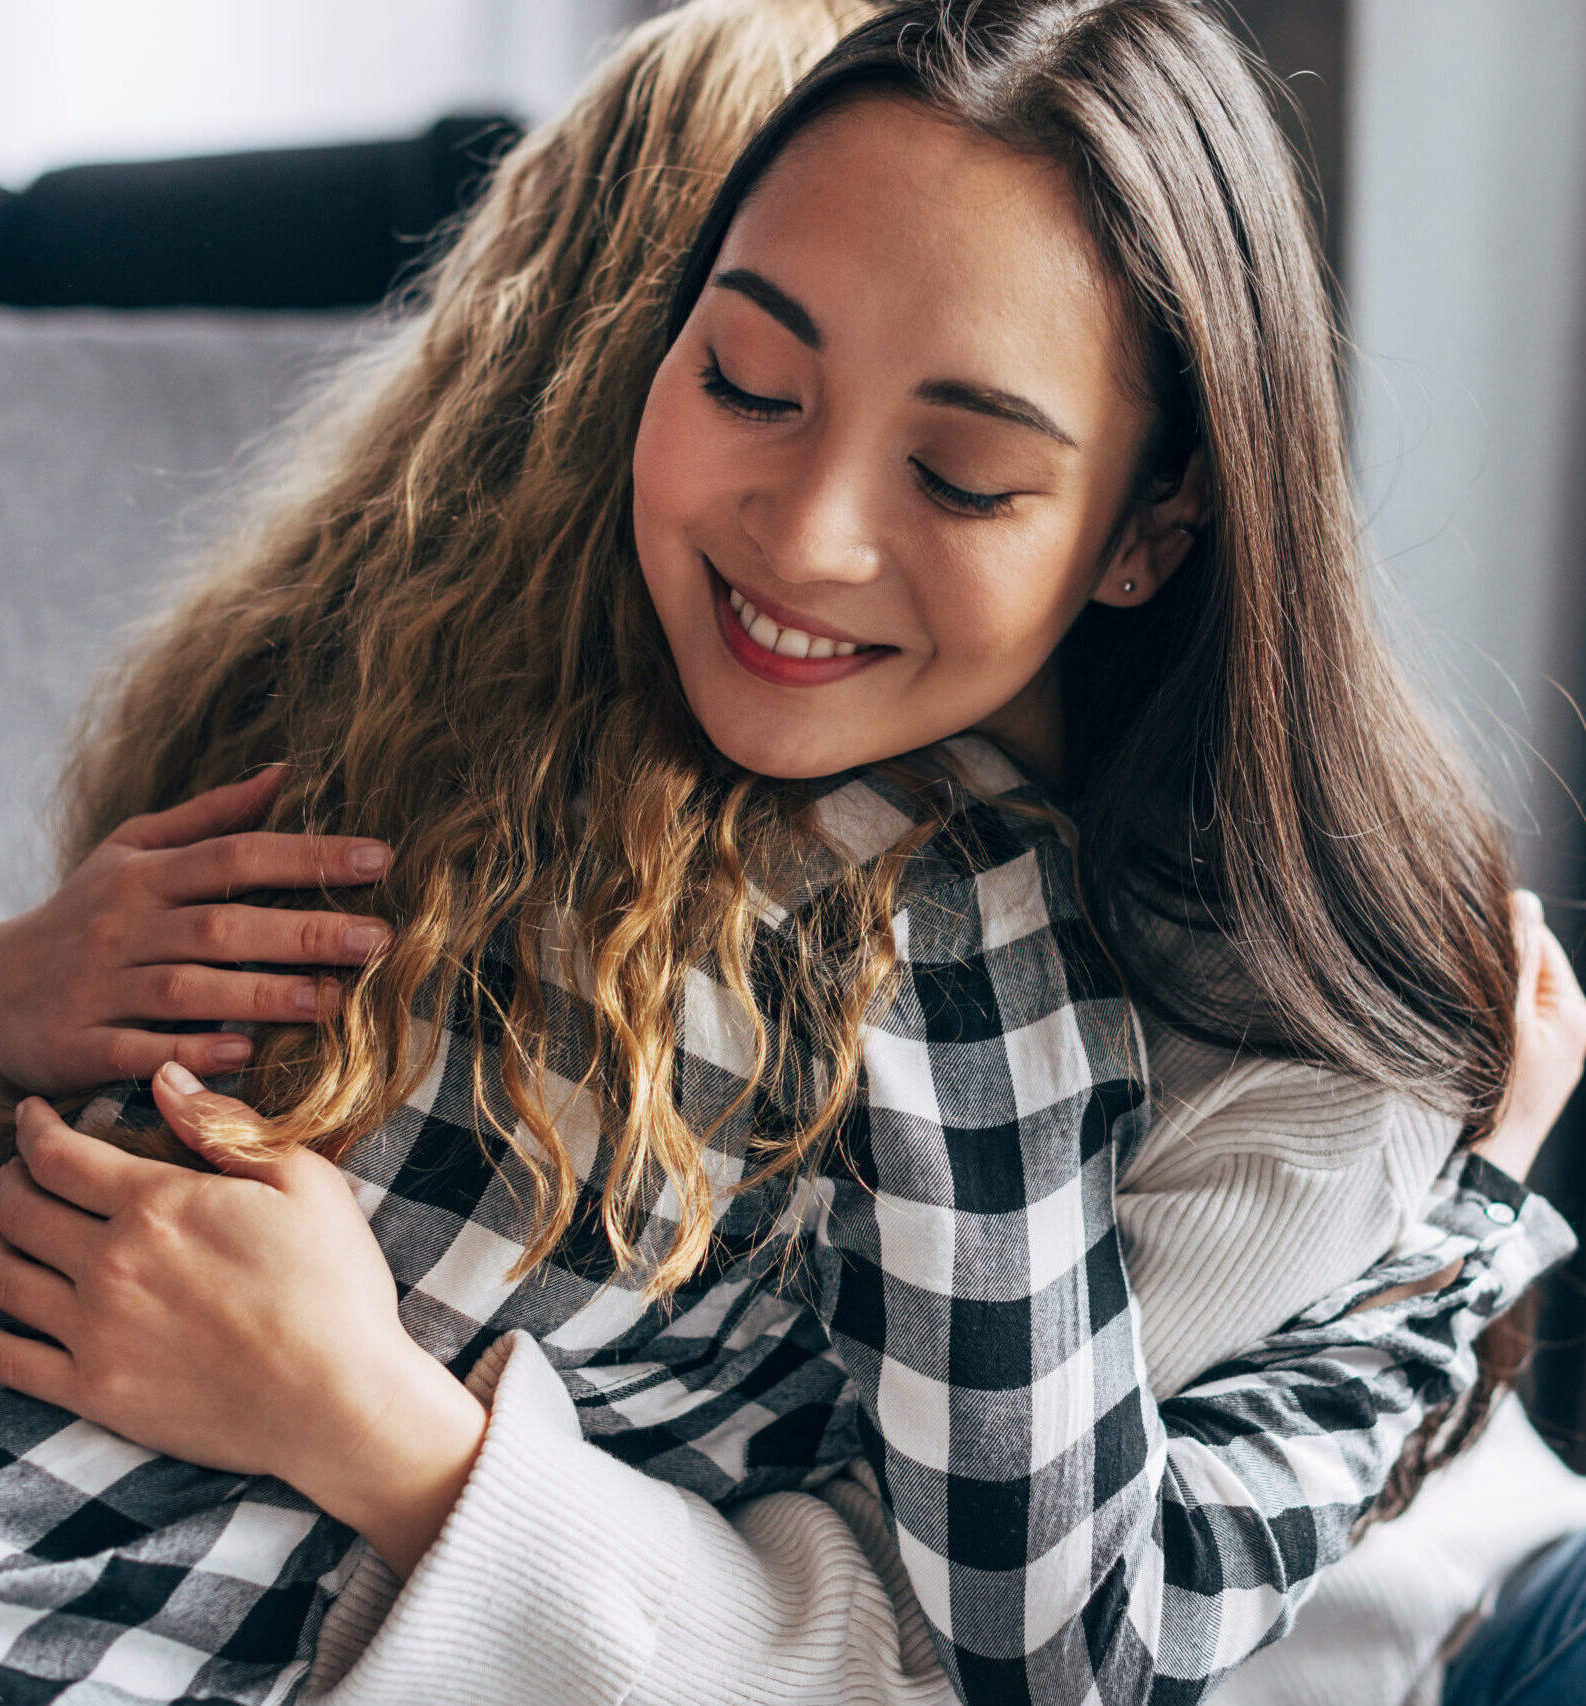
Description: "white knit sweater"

(303, 1015), (1586, 1706)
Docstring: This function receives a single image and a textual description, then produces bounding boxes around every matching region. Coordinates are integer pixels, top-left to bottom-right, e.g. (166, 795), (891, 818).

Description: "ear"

(1092, 447), (1209, 610)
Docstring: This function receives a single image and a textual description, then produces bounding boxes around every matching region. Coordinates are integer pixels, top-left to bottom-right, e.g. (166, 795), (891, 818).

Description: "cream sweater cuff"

(315, 1330), (691, 1706)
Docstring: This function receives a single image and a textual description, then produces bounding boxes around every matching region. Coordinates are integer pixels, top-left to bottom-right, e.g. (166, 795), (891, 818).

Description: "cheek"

(631, 378), (686, 534)
(928, 537), (1093, 666)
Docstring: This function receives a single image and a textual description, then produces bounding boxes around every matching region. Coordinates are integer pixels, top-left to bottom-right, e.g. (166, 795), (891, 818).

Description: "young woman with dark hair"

(0, 4), (1580, 1704)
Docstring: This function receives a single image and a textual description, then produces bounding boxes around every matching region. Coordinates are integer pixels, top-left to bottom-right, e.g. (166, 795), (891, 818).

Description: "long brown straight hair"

(668, 0), (1517, 1138)
(661, 0), (1519, 1505)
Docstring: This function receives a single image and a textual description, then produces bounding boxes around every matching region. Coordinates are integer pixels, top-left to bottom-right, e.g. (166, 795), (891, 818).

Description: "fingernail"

(294, 978), (341, 1013)
(211, 1040), (253, 1067)
(349, 843), (392, 879)
(161, 1062), (204, 1095)
(343, 923), (391, 957)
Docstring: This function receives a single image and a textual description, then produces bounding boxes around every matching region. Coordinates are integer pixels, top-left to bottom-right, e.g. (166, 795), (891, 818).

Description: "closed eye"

(699, 356), (797, 422)
(909, 458), (1016, 519)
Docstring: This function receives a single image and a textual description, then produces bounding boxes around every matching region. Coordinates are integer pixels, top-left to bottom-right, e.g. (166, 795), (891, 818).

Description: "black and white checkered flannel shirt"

(0, 737), (1571, 1705)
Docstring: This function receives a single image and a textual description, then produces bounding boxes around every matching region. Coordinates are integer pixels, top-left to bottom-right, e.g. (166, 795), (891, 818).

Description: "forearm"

(1111, 1161), (1571, 1695)
(294, 1342), (489, 1579)
(828, 1148), (1572, 1706)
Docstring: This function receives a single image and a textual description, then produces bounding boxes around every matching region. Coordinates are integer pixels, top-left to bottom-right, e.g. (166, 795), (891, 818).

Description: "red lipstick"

(709, 564), (892, 688)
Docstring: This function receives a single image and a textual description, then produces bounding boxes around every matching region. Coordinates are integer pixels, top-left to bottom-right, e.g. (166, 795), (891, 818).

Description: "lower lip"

(710, 568), (891, 688)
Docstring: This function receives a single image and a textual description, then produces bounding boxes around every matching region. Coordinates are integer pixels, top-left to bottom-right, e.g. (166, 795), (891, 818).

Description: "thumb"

(151, 1060), (292, 1181)
(1512, 889), (1545, 1022)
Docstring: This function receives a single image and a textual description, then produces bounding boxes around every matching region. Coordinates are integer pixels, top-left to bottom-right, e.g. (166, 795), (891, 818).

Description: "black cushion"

(0, 114), (522, 310)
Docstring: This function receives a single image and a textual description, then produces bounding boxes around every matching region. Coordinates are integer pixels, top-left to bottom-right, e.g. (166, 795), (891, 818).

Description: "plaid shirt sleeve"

(0, 1080), (368, 1705)
(801, 810), (1576, 1706)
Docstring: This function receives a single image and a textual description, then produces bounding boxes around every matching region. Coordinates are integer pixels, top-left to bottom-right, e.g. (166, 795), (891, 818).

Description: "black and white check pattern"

(0, 736), (1570, 1704)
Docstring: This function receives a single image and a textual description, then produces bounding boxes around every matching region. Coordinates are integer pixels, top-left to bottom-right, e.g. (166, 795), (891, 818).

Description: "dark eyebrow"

(712, 268), (822, 350)
(708, 273), (1075, 447)
(916, 378), (1079, 449)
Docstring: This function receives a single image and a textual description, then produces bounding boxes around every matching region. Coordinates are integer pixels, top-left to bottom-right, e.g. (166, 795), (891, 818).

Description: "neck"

(972, 659), (1065, 786)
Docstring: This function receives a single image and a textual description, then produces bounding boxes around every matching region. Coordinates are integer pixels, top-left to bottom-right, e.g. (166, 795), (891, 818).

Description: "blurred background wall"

(0, 0), (645, 184)
(2, 0), (1584, 1433)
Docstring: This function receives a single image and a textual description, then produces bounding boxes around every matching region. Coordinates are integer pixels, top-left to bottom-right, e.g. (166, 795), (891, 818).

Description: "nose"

(738, 435), (886, 588)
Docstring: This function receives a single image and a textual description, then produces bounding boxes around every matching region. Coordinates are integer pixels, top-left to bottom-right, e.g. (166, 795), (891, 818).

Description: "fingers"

(113, 768), (287, 852)
(1346, 1258), (1465, 1315)
(1536, 923), (1586, 1078)
(130, 902), (392, 970)
(119, 964), (343, 1028)
(0, 1235), (75, 1341)
(0, 1325), (75, 1411)
(1535, 917), (1586, 1011)
(148, 831), (393, 905)
(13, 1099), (151, 1219)
(77, 1027), (258, 1083)
(0, 1158), (103, 1278)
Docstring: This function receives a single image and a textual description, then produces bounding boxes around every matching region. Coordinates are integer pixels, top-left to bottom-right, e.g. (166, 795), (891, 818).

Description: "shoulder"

(1118, 1009), (1452, 1214)
(1127, 912), (1458, 1179)
(803, 736), (1094, 959)
(825, 742), (1148, 1186)
(802, 738), (1138, 1042)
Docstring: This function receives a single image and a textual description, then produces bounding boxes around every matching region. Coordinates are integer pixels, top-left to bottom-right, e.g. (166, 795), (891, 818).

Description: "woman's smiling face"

(632, 95), (1158, 780)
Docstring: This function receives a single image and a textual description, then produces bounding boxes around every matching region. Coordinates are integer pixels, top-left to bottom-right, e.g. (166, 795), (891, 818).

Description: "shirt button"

(1485, 1201), (1518, 1226)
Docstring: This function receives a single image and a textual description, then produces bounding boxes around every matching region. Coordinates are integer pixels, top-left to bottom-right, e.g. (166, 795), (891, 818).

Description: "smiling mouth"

(725, 585), (865, 659)
(706, 561), (893, 687)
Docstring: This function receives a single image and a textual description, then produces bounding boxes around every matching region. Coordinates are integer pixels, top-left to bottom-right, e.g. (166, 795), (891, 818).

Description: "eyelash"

(697, 356), (1017, 520)
(908, 460), (1016, 519)
(698, 358), (794, 423)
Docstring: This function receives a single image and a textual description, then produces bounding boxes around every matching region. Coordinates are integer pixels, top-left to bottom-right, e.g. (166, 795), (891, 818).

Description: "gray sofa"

(0, 307), (359, 912)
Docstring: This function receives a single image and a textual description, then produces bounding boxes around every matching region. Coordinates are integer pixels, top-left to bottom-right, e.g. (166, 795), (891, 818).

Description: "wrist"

(290, 1343), (489, 1578)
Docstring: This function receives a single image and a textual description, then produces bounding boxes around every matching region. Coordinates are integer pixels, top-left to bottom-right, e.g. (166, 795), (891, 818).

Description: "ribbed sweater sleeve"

(1121, 1023), (1459, 1395)
(313, 1332), (693, 1706)
(313, 1332), (960, 1706)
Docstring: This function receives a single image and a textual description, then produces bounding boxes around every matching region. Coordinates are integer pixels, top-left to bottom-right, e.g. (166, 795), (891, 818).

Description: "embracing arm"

(0, 1059), (1570, 1706)
(796, 841), (1582, 1706)
(327, 885), (1583, 1706)
(307, 1159), (1565, 1706)
(0, 798), (1577, 1706)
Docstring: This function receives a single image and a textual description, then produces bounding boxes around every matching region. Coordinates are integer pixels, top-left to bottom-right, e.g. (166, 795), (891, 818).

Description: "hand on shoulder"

(1475, 891), (1586, 1184)
(0, 769), (393, 1096)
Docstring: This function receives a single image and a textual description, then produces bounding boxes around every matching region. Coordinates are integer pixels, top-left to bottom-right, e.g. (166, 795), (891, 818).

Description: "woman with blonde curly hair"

(0, 4), (1580, 1705)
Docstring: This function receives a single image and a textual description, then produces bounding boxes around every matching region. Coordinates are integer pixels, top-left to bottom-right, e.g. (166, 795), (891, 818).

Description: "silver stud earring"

(1120, 579), (1137, 595)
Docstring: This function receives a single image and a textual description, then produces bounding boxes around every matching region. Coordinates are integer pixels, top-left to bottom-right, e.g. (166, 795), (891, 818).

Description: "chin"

(697, 713), (856, 781)
(711, 735), (837, 781)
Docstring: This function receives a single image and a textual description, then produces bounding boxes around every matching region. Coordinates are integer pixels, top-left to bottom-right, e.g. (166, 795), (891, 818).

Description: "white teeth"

(728, 584), (866, 660)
